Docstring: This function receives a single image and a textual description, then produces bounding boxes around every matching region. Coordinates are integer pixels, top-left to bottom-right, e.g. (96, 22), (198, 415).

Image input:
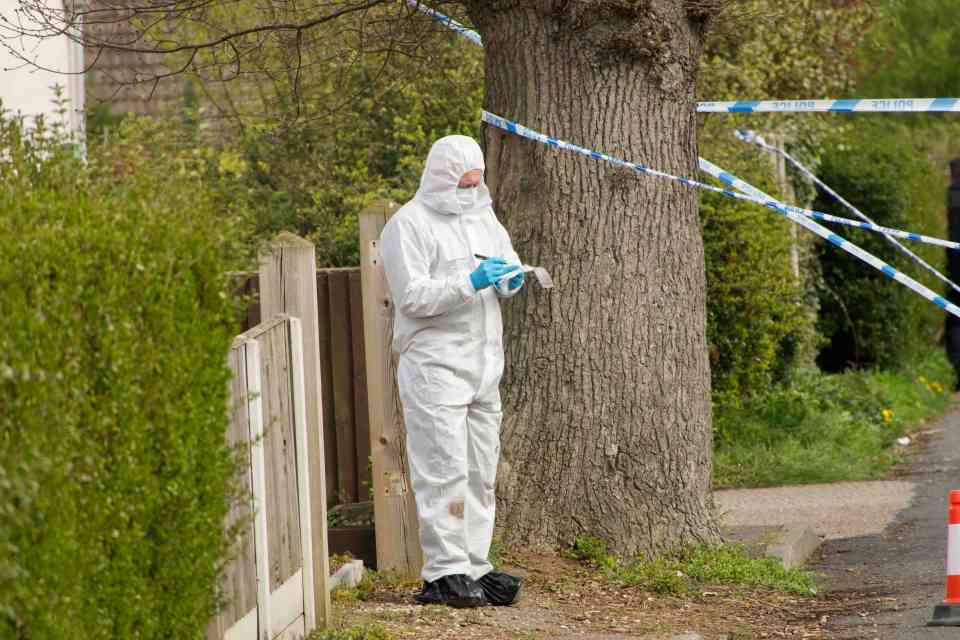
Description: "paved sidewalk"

(716, 479), (915, 541)
(715, 402), (960, 639)
(809, 407), (960, 639)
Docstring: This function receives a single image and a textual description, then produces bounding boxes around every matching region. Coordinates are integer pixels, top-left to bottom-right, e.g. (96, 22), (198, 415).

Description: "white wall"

(0, 0), (84, 138)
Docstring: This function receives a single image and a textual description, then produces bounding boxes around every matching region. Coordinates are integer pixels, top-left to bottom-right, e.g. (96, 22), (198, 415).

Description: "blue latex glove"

(507, 271), (524, 291)
(470, 257), (511, 291)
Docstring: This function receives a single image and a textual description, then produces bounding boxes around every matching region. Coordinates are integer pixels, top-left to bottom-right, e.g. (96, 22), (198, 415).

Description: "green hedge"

(697, 143), (818, 408)
(0, 115), (245, 638)
(813, 122), (946, 371)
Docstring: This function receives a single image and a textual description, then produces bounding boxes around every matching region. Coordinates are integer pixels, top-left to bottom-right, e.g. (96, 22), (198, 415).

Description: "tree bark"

(466, 0), (720, 558)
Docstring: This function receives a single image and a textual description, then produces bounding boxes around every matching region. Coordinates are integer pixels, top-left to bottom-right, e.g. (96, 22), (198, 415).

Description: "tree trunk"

(466, 0), (720, 558)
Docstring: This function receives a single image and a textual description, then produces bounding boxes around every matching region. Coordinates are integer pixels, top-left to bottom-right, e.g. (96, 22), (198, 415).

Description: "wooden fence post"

(259, 232), (332, 628)
(358, 200), (423, 577)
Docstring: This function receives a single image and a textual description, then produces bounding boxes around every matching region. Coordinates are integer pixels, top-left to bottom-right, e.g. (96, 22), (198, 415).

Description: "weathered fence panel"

(235, 268), (371, 508)
(206, 346), (259, 640)
(209, 315), (321, 640)
(230, 238), (384, 572)
(259, 234), (331, 627)
(258, 321), (305, 595)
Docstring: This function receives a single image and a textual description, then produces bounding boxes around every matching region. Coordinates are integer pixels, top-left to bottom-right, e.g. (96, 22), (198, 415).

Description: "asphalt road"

(809, 404), (960, 639)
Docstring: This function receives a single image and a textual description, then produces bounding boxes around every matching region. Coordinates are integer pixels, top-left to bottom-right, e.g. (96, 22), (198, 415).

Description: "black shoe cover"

(414, 574), (485, 608)
(477, 571), (523, 606)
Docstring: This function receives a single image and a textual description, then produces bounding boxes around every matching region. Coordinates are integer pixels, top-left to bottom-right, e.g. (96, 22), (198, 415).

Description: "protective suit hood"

(415, 135), (493, 215)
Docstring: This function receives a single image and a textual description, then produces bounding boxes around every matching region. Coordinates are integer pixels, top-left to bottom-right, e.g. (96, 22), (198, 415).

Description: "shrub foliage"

(0, 114), (244, 639)
(813, 122), (946, 371)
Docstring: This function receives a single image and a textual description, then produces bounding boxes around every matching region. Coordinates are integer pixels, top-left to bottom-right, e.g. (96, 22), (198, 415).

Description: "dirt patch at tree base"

(333, 552), (887, 639)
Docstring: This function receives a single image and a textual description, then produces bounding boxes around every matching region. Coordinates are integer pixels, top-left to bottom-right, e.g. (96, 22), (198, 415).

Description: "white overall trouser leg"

(400, 380), (501, 582)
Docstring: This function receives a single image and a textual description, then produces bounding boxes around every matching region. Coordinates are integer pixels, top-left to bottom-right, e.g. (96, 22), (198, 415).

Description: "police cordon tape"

(698, 155), (960, 318)
(479, 109), (960, 320)
(405, 3), (960, 249)
(407, 0), (482, 46)
(734, 128), (960, 295)
(405, 1), (960, 115)
(480, 112), (959, 249)
(698, 163), (960, 315)
(785, 206), (957, 249)
(408, 0), (960, 317)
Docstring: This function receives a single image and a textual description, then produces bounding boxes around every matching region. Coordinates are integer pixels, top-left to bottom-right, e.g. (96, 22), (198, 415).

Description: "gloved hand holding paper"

(474, 254), (554, 289)
(499, 264), (554, 289)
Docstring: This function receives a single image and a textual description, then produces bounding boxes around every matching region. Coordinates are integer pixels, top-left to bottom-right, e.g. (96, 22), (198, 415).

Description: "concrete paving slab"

(715, 479), (916, 541)
(722, 523), (821, 568)
(767, 526), (821, 568)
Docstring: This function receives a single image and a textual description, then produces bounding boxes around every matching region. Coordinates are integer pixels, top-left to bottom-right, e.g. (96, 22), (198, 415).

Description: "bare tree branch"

(2, 0), (480, 133)
(2, 0), (392, 53)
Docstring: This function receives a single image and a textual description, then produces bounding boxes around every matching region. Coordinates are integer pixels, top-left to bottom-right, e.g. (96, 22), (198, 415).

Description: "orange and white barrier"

(929, 490), (960, 626)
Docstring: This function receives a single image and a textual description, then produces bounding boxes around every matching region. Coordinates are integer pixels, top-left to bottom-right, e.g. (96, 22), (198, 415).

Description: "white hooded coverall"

(380, 135), (522, 582)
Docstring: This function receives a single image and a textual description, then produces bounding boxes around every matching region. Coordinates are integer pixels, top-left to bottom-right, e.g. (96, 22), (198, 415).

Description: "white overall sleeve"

(381, 216), (476, 318)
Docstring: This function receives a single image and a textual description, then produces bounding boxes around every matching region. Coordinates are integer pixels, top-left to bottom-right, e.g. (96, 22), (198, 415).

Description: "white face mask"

(456, 187), (478, 210)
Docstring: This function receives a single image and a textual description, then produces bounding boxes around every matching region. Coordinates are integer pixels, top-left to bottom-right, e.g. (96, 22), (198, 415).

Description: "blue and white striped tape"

(481, 110), (960, 319)
(741, 193), (958, 250)
(409, 0), (960, 316)
(695, 156), (960, 318)
(796, 209), (958, 249)
(698, 99), (960, 113)
(406, 2), (960, 115)
(734, 129), (960, 295)
(482, 113), (958, 249)
(406, 0), (483, 46)
(699, 157), (957, 251)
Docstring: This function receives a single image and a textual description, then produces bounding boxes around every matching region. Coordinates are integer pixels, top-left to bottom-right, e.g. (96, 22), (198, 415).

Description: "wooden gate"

(207, 315), (318, 640)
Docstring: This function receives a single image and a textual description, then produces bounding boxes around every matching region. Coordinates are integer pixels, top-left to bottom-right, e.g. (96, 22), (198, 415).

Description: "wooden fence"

(207, 315), (324, 640)
(235, 269), (371, 507)
(234, 205), (421, 578)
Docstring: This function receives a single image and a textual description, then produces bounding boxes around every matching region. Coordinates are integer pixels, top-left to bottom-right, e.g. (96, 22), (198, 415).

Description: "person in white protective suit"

(381, 135), (525, 609)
